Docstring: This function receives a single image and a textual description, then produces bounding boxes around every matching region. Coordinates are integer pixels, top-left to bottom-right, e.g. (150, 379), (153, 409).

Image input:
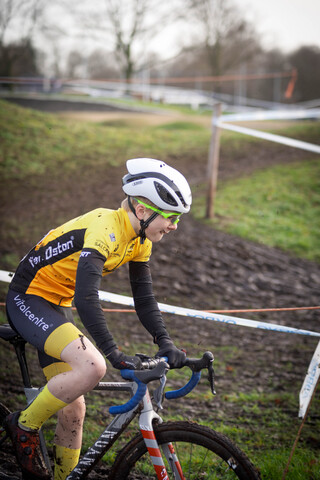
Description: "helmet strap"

(138, 212), (158, 244)
(128, 196), (137, 218)
(127, 196), (158, 244)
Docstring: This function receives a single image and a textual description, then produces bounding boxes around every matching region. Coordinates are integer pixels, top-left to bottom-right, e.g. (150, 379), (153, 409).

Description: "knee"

(89, 353), (107, 384)
(97, 356), (107, 379)
(80, 350), (106, 390)
(61, 337), (107, 387)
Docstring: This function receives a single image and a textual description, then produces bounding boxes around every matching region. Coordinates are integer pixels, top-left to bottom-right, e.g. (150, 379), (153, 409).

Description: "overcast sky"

(234, 0), (320, 52)
(147, 0), (320, 62)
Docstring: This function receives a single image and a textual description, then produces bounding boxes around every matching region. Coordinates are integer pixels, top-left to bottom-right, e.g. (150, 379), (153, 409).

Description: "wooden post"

(206, 102), (222, 219)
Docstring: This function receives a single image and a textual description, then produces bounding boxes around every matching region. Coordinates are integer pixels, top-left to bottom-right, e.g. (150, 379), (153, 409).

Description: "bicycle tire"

(109, 421), (261, 480)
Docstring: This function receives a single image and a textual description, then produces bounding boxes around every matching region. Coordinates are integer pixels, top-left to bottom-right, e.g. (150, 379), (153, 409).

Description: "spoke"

(197, 446), (210, 477)
(188, 442), (193, 478)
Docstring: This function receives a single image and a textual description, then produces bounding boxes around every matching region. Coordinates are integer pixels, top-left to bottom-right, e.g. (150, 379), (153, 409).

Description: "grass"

(193, 159), (320, 262)
(264, 120), (320, 143)
(0, 99), (210, 180)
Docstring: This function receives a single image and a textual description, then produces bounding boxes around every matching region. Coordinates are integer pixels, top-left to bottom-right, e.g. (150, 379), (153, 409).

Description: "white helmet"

(122, 158), (192, 213)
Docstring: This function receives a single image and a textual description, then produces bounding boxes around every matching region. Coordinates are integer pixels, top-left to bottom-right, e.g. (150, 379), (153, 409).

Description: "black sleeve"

(74, 248), (117, 356)
(129, 261), (172, 345)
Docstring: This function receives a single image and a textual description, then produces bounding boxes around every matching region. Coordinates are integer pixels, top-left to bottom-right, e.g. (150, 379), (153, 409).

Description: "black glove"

(156, 339), (186, 368)
(107, 349), (142, 370)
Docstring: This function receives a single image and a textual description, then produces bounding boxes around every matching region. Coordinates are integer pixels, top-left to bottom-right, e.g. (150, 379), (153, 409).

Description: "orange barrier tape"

(0, 302), (319, 314)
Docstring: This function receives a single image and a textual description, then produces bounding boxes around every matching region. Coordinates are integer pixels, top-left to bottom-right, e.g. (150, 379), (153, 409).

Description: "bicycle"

(0, 323), (261, 479)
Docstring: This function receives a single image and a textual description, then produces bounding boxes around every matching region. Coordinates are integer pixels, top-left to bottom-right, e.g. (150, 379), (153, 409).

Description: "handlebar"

(109, 372), (147, 415)
(109, 361), (167, 415)
(165, 371), (201, 400)
(166, 351), (216, 399)
(109, 351), (215, 415)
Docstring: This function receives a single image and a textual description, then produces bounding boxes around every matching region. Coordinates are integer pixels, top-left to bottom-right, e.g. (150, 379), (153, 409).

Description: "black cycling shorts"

(6, 289), (83, 374)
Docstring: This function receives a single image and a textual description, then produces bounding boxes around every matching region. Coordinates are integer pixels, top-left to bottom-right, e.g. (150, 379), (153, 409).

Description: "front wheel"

(109, 420), (261, 479)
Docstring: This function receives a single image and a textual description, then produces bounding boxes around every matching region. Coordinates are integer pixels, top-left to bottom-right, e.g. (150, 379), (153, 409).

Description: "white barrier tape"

(98, 290), (320, 337)
(218, 109), (320, 123)
(299, 340), (320, 419)
(216, 121), (320, 155)
(0, 270), (14, 283)
(1, 269), (320, 337)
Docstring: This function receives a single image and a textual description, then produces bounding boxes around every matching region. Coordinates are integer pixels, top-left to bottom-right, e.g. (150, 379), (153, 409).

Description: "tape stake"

(299, 340), (320, 418)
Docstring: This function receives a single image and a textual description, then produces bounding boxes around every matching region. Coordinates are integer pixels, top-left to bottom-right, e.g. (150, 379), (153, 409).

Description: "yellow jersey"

(10, 208), (152, 306)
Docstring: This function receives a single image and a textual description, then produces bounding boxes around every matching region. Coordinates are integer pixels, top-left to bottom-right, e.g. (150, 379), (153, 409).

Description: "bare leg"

(53, 397), (86, 479)
(55, 396), (86, 449)
(51, 337), (105, 479)
(47, 335), (106, 404)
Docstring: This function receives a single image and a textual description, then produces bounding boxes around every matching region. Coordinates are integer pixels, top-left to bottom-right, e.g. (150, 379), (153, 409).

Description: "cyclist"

(4, 158), (192, 480)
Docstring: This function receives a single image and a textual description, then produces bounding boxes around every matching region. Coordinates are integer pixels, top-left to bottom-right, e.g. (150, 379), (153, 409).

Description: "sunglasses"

(134, 198), (182, 224)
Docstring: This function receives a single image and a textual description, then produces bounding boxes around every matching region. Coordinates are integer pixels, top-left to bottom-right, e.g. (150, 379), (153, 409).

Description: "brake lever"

(203, 351), (216, 395)
(153, 374), (167, 410)
(208, 362), (216, 395)
(186, 351), (216, 396)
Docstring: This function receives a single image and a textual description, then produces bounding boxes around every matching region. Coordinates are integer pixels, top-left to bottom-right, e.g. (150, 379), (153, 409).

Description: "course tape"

(217, 121), (320, 154)
(215, 109), (320, 154)
(218, 109), (320, 123)
(98, 290), (320, 337)
(1, 270), (319, 337)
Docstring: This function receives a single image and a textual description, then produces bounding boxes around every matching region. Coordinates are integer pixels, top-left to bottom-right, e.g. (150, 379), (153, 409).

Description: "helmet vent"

(154, 181), (178, 207)
(126, 174), (145, 183)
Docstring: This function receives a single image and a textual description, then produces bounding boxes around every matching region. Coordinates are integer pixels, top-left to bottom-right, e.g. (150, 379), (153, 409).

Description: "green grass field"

(193, 159), (320, 262)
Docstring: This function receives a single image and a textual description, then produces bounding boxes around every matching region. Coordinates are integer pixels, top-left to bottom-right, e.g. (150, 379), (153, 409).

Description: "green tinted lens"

(157, 212), (181, 224)
(135, 198), (181, 224)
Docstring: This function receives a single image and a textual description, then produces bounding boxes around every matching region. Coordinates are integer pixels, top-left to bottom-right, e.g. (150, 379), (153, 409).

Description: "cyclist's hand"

(156, 340), (186, 368)
(107, 349), (142, 370)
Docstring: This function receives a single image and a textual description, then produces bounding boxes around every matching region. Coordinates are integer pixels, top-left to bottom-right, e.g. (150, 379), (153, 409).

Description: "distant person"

(4, 158), (192, 480)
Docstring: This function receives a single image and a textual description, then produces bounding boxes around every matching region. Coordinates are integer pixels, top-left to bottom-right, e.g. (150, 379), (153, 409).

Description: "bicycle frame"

(67, 381), (139, 479)
(67, 381), (183, 480)
(138, 389), (184, 480)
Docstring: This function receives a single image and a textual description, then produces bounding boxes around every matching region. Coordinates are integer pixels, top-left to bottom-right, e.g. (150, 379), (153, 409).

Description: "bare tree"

(0, 0), (44, 46)
(106, 0), (151, 81)
(0, 0), (46, 76)
(247, 48), (288, 102)
(185, 0), (261, 81)
(289, 46), (320, 102)
(70, 0), (180, 82)
(66, 50), (85, 78)
(87, 49), (121, 79)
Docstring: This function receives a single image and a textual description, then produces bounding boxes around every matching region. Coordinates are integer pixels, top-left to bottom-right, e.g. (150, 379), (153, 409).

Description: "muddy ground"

(0, 97), (319, 479)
